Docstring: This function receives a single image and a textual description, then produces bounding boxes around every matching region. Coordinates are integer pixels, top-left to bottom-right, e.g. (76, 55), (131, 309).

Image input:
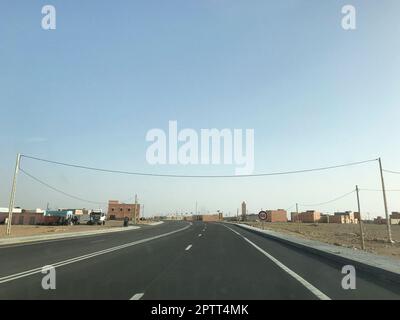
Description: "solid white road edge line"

(223, 225), (331, 300)
(0, 224), (191, 284)
(130, 293), (144, 300)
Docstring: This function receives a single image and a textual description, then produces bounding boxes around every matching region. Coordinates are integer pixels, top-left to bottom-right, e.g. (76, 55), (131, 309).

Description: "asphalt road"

(0, 221), (399, 300)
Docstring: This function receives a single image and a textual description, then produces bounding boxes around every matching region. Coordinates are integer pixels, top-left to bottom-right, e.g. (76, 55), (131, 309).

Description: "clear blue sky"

(1, 0), (400, 217)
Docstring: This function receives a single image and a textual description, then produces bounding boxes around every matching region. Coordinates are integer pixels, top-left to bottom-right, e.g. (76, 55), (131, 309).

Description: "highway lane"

(0, 221), (198, 299)
(0, 221), (399, 299)
(134, 223), (400, 300)
(0, 221), (189, 277)
(141, 222), (320, 299)
(225, 224), (400, 300)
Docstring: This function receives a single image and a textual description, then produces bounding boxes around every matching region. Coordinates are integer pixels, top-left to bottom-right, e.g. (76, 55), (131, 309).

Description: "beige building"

(201, 214), (221, 222)
(186, 214), (222, 222)
(330, 211), (358, 224)
(390, 212), (400, 225)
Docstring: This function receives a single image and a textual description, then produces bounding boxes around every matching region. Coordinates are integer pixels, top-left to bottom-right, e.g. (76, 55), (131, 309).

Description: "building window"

(120, 208), (123, 212)
(111, 208), (114, 212)
(128, 209), (131, 212)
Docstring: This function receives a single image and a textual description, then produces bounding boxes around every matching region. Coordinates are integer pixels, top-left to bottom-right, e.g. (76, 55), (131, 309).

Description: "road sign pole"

(378, 158), (393, 243)
(258, 210), (267, 228)
(6, 153), (21, 236)
(355, 185), (365, 250)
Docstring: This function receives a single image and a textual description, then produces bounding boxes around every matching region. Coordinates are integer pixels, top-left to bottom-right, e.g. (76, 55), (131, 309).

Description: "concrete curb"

(233, 223), (400, 285)
(0, 225), (141, 246)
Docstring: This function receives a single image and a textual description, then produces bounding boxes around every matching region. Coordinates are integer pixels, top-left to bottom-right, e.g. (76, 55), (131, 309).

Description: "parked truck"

(73, 210), (106, 225)
(91, 210), (106, 225)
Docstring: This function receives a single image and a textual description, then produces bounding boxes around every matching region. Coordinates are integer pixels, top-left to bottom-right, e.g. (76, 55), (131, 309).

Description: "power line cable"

(285, 204), (296, 212)
(359, 188), (400, 192)
(20, 155), (378, 178)
(20, 168), (108, 206)
(383, 169), (400, 175)
(298, 189), (356, 207)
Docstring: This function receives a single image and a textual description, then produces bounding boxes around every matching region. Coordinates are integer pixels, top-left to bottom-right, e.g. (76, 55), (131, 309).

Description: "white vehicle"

(91, 209), (107, 225)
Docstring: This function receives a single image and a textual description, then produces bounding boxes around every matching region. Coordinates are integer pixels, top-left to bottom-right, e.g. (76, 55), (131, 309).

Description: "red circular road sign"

(258, 210), (267, 221)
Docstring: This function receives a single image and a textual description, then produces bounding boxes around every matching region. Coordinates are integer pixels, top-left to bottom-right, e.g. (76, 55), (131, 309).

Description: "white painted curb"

(147, 221), (164, 226)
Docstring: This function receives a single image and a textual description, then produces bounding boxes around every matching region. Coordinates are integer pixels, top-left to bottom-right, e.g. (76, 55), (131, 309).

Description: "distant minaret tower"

(241, 201), (247, 221)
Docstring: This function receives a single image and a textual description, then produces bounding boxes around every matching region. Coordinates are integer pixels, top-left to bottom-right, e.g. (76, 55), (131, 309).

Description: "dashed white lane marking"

(130, 293), (144, 300)
(0, 224), (191, 284)
(185, 244), (192, 251)
(223, 225), (331, 300)
(198, 234), (202, 237)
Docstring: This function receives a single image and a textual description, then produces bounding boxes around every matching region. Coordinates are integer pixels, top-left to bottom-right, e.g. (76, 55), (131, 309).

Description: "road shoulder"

(233, 223), (400, 285)
(0, 225), (141, 246)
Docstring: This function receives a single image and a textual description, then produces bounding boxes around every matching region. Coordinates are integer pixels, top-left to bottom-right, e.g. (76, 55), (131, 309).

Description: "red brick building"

(1, 209), (46, 225)
(291, 210), (321, 223)
(291, 212), (301, 222)
(301, 210), (321, 223)
(266, 209), (287, 222)
(108, 200), (140, 221)
(15, 209), (46, 225)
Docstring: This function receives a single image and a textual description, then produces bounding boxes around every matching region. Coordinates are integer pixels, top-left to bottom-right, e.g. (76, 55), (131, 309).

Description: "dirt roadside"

(244, 222), (400, 260)
(0, 220), (156, 238)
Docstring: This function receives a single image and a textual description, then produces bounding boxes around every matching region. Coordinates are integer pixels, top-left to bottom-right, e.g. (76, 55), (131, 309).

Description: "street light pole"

(6, 153), (21, 236)
(378, 158), (393, 243)
(355, 185), (365, 250)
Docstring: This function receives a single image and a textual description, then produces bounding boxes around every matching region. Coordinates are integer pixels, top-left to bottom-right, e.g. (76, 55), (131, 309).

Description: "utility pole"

(378, 158), (394, 243)
(195, 201), (198, 216)
(6, 153), (21, 236)
(134, 194), (138, 224)
(355, 185), (365, 250)
(296, 203), (300, 232)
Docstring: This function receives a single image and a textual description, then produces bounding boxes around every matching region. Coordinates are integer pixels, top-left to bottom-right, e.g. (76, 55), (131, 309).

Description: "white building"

(0, 207), (22, 214)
